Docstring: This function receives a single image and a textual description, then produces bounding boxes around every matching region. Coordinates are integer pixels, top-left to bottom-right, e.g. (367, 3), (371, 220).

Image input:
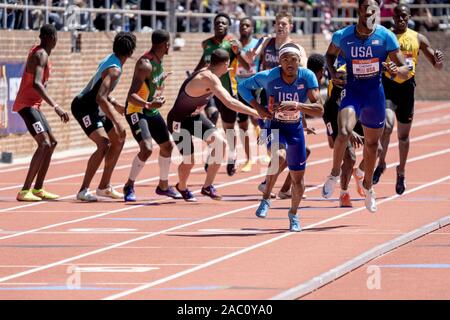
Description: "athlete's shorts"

(18, 107), (51, 137)
(268, 120), (307, 171)
(340, 84), (386, 129)
(167, 112), (217, 156)
(323, 85), (364, 141)
(125, 112), (170, 144)
(71, 97), (113, 136)
(382, 75), (415, 124)
(215, 96), (248, 124)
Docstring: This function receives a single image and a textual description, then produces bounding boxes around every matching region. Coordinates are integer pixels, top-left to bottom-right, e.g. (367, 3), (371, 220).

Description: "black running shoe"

(372, 166), (385, 185)
(395, 167), (406, 195)
(226, 159), (236, 176)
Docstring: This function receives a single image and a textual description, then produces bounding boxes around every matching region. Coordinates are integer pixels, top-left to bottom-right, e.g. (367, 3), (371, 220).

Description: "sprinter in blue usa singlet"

(321, 0), (410, 213)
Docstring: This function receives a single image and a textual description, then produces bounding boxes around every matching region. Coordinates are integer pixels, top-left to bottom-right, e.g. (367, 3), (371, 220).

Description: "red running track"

(0, 101), (448, 300)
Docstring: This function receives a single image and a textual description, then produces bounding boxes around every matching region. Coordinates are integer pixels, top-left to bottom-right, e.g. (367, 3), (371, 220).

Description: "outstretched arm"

(210, 75), (261, 119)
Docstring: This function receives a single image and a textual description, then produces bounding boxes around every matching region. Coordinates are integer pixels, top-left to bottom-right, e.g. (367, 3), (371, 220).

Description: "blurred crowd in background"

(1, 0), (448, 34)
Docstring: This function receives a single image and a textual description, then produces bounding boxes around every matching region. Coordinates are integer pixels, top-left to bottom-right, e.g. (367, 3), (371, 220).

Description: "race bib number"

(352, 58), (380, 79)
(274, 110), (301, 123)
(82, 115), (91, 128)
(404, 53), (414, 71)
(326, 122), (334, 136)
(172, 121), (181, 133)
(32, 121), (44, 134)
(130, 113), (139, 125)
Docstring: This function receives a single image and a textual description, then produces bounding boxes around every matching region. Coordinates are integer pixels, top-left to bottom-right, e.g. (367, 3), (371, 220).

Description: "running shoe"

(322, 174), (339, 199)
(123, 185), (136, 202)
(372, 166), (385, 185)
(363, 187), (377, 213)
(156, 186), (183, 199)
(288, 211), (302, 232)
(278, 189), (292, 199)
(226, 159), (237, 176)
(77, 189), (98, 202)
(257, 180), (276, 199)
(17, 190), (42, 202)
(352, 168), (366, 197)
(241, 160), (254, 173)
(339, 192), (352, 207)
(96, 186), (123, 199)
(32, 188), (59, 200)
(175, 183), (197, 202)
(395, 166), (406, 195)
(256, 199), (270, 218)
(201, 184), (222, 200)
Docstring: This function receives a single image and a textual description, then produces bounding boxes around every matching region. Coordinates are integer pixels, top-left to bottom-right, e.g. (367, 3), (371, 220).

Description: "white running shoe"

(77, 189), (98, 202)
(278, 189), (292, 199)
(363, 187), (377, 213)
(258, 181), (276, 199)
(96, 186), (123, 199)
(322, 174), (339, 199)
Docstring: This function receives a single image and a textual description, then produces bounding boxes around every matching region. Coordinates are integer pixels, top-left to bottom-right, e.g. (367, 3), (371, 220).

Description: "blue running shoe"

(156, 186), (183, 199)
(175, 183), (197, 202)
(123, 185), (136, 202)
(288, 212), (301, 232)
(256, 199), (270, 218)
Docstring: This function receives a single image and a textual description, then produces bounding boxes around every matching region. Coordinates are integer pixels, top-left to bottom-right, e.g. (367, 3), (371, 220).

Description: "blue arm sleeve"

(305, 69), (319, 89)
(237, 69), (271, 104)
(386, 29), (400, 53)
(331, 29), (343, 49)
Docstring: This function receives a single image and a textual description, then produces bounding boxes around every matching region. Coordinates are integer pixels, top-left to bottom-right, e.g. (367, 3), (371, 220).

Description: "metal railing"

(1, 1), (449, 33)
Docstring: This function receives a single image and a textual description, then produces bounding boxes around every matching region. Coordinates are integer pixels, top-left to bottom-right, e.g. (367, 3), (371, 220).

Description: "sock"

(356, 167), (364, 177)
(158, 155), (171, 181)
(129, 155), (145, 181)
(340, 189), (349, 195)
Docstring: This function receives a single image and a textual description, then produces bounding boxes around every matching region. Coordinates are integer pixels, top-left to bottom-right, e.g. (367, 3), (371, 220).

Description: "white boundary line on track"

(103, 174), (450, 300)
(0, 144), (448, 290)
(271, 214), (450, 300)
(0, 128), (449, 241)
(0, 102), (446, 170)
(1, 116), (448, 216)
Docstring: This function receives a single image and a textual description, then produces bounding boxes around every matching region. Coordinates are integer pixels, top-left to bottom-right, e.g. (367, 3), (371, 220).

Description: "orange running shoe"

(339, 192), (352, 207)
(352, 168), (366, 197)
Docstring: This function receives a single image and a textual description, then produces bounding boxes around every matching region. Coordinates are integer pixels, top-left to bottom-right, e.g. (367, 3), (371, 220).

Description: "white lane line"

(271, 214), (450, 300)
(0, 166), (266, 241)
(0, 142), (140, 173)
(103, 174), (450, 300)
(0, 146), (447, 289)
(1, 104), (449, 185)
(0, 128), (449, 242)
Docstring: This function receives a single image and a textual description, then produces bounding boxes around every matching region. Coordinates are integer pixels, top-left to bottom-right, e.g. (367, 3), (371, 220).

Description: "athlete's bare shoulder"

(33, 48), (48, 65)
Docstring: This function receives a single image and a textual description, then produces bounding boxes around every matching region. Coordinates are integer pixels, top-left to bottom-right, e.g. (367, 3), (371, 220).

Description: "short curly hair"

(113, 32), (137, 57)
